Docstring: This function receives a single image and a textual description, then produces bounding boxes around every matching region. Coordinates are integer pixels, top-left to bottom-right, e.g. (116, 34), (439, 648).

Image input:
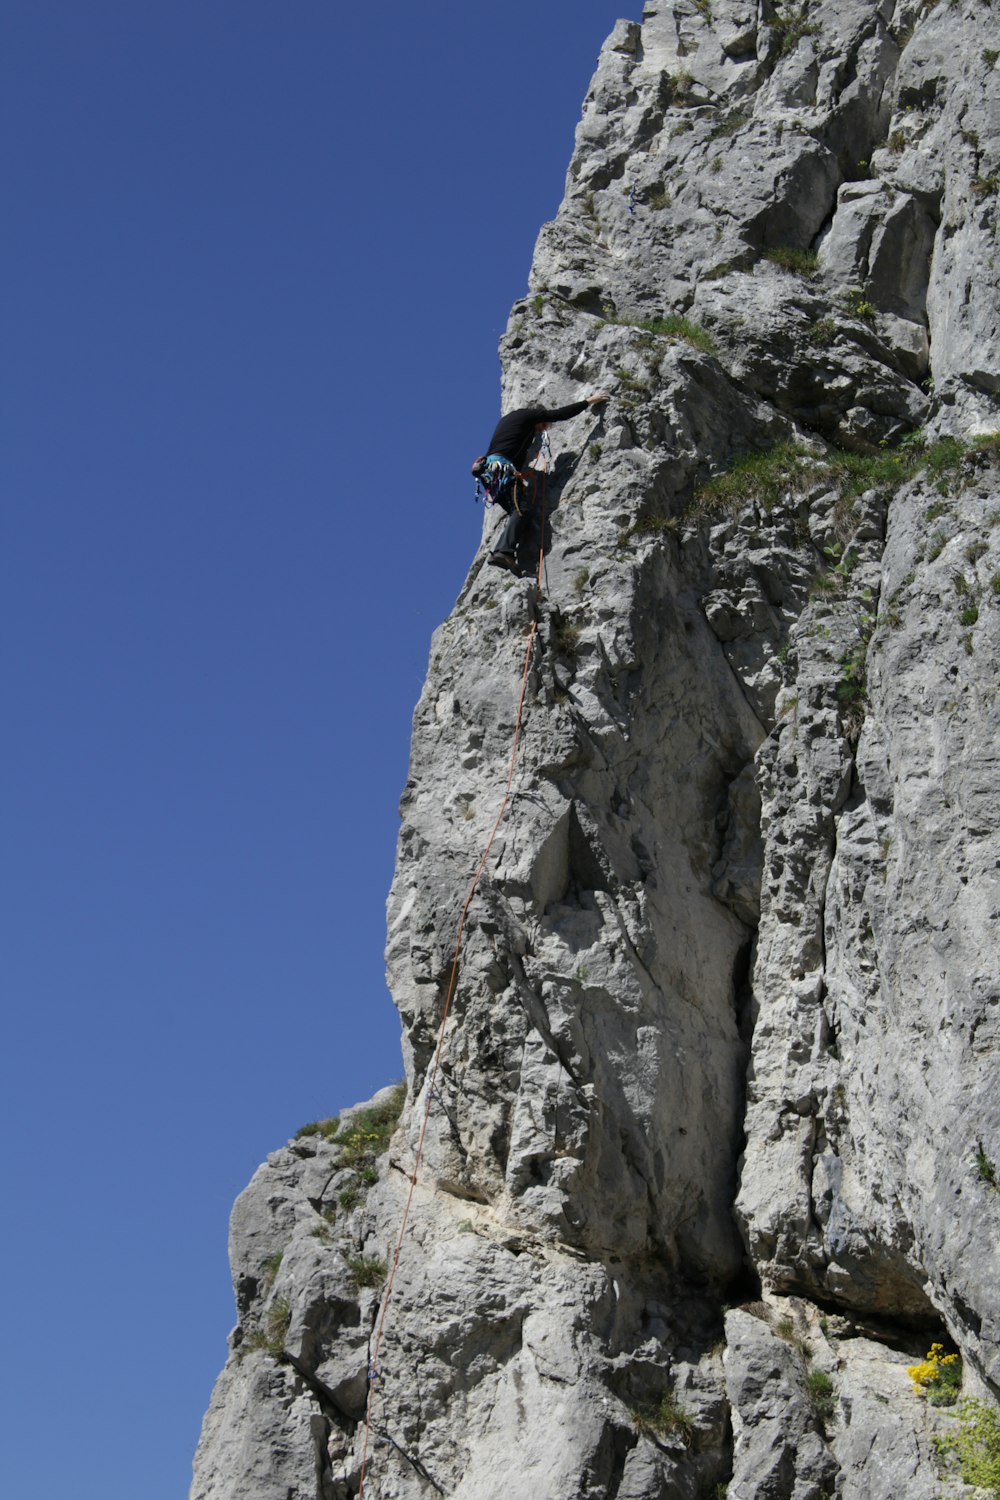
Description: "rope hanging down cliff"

(356, 454), (553, 1499)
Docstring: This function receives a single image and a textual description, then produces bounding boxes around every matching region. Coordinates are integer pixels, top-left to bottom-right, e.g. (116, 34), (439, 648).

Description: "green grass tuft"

(766, 245), (819, 275)
(976, 1144), (999, 1188)
(805, 1369), (836, 1422)
(602, 312), (716, 355)
(646, 314), (716, 353)
(692, 441), (813, 515)
(613, 367), (652, 398)
(334, 1084), (406, 1168)
(630, 1391), (695, 1442)
(806, 317), (837, 345)
(244, 1297), (291, 1358)
(971, 431), (1000, 460)
(633, 513), (682, 538)
(772, 4), (822, 54)
(658, 69), (697, 107)
(924, 436), (966, 478)
(711, 112), (751, 139)
(296, 1116), (340, 1141)
(552, 616), (583, 656)
(837, 638), (870, 741)
(347, 1254), (387, 1290)
(260, 1250), (283, 1290)
(692, 430), (1000, 524)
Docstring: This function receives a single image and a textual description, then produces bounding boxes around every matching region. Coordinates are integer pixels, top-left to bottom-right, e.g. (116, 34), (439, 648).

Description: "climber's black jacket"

(484, 401), (589, 471)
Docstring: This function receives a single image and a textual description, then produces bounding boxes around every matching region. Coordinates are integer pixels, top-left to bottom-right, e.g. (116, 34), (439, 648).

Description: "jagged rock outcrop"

(191, 3), (1000, 1496)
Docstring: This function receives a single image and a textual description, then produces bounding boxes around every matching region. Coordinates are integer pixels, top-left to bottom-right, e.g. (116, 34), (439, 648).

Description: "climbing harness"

(356, 449), (551, 1500)
(473, 453), (525, 514)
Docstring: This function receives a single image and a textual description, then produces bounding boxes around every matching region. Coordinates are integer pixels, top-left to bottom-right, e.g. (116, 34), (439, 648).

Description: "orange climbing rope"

(356, 453), (549, 1498)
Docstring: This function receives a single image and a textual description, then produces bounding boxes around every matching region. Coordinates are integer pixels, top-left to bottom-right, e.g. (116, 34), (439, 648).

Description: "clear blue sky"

(1, 3), (626, 1495)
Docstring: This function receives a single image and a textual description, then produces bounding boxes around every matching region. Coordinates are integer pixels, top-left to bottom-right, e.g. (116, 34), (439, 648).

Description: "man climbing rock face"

(471, 391), (609, 573)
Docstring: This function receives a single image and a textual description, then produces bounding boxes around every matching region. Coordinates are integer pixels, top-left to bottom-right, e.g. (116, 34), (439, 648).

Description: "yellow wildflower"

(907, 1344), (962, 1404)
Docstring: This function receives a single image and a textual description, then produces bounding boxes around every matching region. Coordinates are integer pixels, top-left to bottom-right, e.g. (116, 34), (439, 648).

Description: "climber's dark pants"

(494, 482), (538, 558)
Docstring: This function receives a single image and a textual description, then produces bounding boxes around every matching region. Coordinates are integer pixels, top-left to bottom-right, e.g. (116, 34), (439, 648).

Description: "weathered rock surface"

(192, 2), (1000, 1495)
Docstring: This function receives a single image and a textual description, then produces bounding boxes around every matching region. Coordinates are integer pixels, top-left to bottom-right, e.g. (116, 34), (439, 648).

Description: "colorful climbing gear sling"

(473, 452), (524, 513)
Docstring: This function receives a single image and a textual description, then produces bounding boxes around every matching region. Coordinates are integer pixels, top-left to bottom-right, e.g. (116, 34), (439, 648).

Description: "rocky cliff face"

(191, 3), (1000, 1496)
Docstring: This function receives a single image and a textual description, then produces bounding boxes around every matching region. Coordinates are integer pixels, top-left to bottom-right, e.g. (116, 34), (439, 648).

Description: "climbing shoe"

(488, 551), (518, 573)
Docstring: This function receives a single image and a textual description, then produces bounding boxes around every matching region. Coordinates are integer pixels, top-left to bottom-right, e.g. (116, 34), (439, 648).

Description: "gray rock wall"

(192, 2), (1000, 1495)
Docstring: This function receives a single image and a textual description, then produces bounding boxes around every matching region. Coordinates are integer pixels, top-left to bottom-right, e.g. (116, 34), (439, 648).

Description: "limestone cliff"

(191, 3), (1000, 1496)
